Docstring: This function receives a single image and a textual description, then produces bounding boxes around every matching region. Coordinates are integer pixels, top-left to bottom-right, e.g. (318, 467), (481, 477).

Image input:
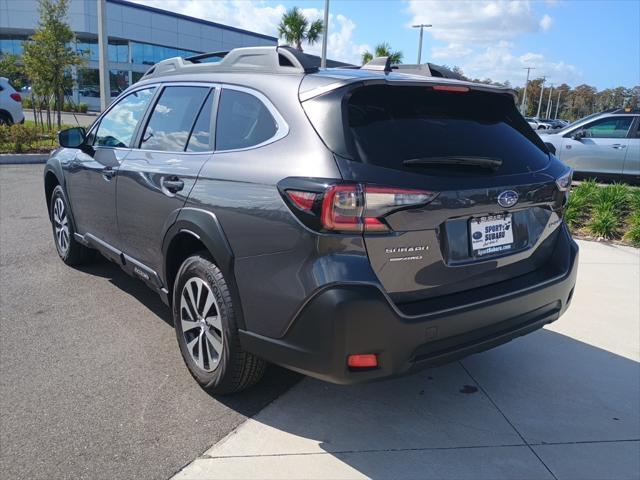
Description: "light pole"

(521, 67), (534, 114)
(555, 90), (562, 119)
(97, 0), (110, 111)
(412, 24), (432, 64)
(546, 84), (553, 118)
(320, 0), (329, 69)
(536, 76), (546, 118)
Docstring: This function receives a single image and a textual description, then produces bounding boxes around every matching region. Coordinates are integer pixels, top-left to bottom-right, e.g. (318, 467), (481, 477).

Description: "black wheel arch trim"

(44, 165), (80, 234)
(161, 207), (246, 330)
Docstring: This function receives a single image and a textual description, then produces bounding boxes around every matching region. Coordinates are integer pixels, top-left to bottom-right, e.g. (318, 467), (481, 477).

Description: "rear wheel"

(173, 253), (266, 394)
(50, 185), (94, 265)
(0, 112), (12, 126)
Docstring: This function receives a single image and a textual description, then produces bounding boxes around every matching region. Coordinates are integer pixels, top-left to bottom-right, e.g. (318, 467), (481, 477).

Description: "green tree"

(361, 42), (403, 65)
(0, 54), (27, 90)
(277, 7), (323, 52)
(22, 0), (83, 129)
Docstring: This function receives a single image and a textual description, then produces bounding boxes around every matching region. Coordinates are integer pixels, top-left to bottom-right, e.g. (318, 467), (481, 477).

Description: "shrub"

(629, 188), (640, 212)
(595, 183), (631, 214)
(587, 202), (619, 238)
(6, 123), (40, 153)
(624, 212), (640, 247)
(0, 124), (9, 146)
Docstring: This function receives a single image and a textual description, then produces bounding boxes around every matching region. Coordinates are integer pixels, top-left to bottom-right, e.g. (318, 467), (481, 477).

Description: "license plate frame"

(469, 213), (514, 257)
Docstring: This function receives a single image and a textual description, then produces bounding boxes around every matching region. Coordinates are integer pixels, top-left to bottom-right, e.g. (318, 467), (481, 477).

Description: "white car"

(540, 109), (640, 183)
(525, 117), (549, 130)
(0, 77), (25, 125)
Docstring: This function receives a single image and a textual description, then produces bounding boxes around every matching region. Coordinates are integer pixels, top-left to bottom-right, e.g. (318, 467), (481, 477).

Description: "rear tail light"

(555, 169), (573, 191)
(284, 182), (437, 233)
(10, 92), (21, 102)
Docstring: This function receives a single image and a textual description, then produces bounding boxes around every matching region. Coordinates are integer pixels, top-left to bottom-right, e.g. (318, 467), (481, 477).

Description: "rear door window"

(140, 86), (210, 152)
(215, 89), (278, 151)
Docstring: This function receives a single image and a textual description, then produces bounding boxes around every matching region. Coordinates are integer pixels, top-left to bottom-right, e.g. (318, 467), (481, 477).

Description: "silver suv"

(540, 109), (640, 183)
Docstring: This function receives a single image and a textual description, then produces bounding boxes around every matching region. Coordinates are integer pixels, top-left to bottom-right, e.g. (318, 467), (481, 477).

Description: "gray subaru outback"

(44, 46), (578, 394)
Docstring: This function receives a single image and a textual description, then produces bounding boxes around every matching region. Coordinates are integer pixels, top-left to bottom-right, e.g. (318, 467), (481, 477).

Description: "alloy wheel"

(180, 277), (223, 372)
(53, 197), (70, 254)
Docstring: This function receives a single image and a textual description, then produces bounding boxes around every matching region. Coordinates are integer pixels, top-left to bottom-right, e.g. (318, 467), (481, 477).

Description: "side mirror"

(571, 130), (586, 141)
(58, 127), (86, 148)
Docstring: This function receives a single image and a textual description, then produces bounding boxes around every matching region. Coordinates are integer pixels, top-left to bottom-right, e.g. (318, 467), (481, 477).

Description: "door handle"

(102, 167), (116, 180)
(162, 176), (184, 194)
(611, 144), (626, 149)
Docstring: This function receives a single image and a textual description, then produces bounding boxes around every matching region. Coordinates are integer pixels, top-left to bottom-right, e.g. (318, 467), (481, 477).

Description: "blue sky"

(135, 0), (640, 89)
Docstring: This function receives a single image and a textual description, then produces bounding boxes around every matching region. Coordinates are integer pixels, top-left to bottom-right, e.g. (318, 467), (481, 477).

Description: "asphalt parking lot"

(0, 165), (299, 480)
(1, 164), (639, 480)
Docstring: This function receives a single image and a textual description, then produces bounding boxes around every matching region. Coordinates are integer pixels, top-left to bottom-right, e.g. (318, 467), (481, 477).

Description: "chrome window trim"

(214, 84), (289, 153)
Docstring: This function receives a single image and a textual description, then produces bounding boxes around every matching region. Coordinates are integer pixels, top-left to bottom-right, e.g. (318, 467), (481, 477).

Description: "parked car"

(44, 46), (578, 394)
(525, 117), (549, 130)
(540, 108), (639, 183)
(0, 77), (25, 125)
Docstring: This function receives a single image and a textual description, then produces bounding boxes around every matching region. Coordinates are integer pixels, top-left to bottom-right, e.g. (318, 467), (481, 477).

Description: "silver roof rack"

(141, 45), (319, 80)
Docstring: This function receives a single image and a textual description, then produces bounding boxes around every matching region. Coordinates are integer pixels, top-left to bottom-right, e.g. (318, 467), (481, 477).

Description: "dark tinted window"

(342, 85), (549, 174)
(186, 90), (214, 152)
(141, 86), (209, 152)
(94, 87), (155, 147)
(216, 89), (277, 150)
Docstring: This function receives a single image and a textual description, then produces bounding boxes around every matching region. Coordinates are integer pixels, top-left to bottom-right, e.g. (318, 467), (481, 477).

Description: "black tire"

(173, 253), (266, 394)
(49, 185), (94, 265)
(0, 111), (12, 126)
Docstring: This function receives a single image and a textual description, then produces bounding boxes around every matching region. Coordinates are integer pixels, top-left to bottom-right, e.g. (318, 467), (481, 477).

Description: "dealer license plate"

(470, 214), (514, 257)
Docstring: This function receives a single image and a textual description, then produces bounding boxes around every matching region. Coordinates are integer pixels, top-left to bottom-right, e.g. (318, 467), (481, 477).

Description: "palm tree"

(278, 7), (323, 52)
(361, 42), (403, 65)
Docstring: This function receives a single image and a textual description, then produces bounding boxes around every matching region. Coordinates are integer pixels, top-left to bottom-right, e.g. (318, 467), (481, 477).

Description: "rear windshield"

(304, 85), (550, 175)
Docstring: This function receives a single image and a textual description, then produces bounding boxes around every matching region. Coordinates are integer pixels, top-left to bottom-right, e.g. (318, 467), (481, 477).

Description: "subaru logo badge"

(497, 190), (519, 208)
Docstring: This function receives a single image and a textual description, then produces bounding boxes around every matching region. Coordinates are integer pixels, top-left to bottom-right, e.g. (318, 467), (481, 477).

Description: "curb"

(0, 153), (49, 165)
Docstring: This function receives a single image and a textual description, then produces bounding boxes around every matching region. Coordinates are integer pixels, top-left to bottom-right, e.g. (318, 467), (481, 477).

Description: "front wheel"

(49, 185), (94, 265)
(173, 253), (266, 394)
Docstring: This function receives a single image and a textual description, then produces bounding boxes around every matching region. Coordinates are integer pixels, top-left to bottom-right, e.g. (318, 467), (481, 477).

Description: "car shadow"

(214, 329), (639, 479)
(74, 255), (302, 415)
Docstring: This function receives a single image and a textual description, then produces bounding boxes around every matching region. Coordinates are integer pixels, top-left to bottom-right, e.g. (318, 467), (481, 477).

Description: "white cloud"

(539, 14), (553, 31)
(130, 0), (367, 65)
(406, 0), (577, 85)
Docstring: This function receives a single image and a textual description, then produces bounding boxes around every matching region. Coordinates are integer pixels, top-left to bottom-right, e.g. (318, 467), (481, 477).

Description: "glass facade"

(0, 36), (24, 56)
(130, 42), (199, 65)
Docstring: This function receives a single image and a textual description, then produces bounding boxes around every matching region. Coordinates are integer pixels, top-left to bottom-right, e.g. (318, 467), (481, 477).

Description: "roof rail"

(612, 107), (640, 114)
(141, 45), (319, 80)
(185, 51), (229, 63)
(361, 56), (392, 72)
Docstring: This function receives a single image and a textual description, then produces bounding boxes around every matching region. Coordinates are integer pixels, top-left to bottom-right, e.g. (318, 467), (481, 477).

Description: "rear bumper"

(239, 225), (579, 384)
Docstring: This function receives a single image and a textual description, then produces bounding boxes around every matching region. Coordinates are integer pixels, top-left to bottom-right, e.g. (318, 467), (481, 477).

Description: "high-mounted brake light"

(432, 85), (469, 93)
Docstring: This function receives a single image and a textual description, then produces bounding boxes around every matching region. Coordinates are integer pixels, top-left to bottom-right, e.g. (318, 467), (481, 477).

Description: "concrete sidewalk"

(174, 240), (640, 480)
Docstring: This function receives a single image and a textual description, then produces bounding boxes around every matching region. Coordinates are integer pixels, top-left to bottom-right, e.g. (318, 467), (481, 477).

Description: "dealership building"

(0, 0), (277, 109)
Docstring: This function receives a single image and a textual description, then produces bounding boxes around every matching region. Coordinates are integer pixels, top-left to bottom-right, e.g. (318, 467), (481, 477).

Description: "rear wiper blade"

(403, 156), (503, 170)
